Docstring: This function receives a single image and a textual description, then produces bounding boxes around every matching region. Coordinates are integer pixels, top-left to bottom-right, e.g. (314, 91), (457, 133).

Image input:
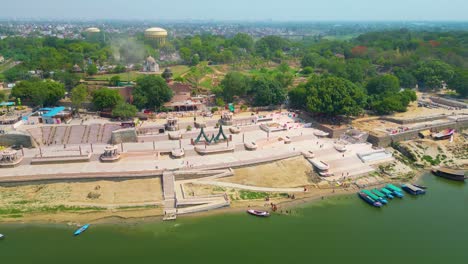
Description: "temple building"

(143, 56), (159, 72)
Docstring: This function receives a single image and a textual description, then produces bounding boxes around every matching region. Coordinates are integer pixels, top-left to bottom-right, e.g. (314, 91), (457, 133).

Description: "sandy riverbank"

(0, 154), (430, 224)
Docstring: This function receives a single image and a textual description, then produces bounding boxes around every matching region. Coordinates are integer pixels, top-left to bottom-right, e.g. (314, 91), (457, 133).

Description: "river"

(1, 173), (467, 264)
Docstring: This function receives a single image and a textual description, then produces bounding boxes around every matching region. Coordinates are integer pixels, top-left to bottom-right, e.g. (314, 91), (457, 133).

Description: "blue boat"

(385, 185), (404, 198)
(358, 192), (383, 207)
(73, 224), (90, 236)
(401, 184), (426, 195)
(380, 188), (394, 199)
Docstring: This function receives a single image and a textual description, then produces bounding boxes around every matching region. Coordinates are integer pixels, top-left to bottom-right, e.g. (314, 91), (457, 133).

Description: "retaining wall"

(367, 119), (468, 147)
(111, 128), (138, 144)
(0, 131), (36, 148)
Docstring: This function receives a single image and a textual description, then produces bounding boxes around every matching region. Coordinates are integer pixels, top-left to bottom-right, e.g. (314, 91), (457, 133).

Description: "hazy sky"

(1, 0), (467, 21)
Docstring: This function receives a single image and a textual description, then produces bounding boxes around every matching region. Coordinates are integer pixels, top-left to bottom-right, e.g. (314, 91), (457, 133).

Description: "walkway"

(196, 180), (305, 193)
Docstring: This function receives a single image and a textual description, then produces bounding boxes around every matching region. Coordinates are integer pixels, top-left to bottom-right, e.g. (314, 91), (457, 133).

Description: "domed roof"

(146, 56), (156, 63)
(84, 27), (101, 33)
(144, 27), (168, 37)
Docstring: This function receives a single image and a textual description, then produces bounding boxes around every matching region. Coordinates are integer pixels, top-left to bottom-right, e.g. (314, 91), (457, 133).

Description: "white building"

(143, 56), (159, 72)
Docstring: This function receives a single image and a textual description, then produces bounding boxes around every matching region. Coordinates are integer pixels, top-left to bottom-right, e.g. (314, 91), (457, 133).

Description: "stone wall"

(367, 120), (468, 147)
(380, 114), (449, 125)
(314, 123), (348, 138)
(0, 131), (36, 148)
(111, 128), (138, 144)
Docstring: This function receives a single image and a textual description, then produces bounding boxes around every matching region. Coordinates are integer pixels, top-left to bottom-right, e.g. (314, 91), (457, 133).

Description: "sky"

(1, 0), (467, 21)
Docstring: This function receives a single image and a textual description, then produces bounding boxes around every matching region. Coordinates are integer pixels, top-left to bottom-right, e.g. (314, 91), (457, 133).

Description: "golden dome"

(84, 27), (101, 33)
(145, 27), (168, 37)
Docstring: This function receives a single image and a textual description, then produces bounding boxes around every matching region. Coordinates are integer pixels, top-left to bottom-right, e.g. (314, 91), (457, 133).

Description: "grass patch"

(239, 190), (270, 200)
(0, 205), (106, 215)
(422, 155), (441, 166)
(213, 186), (226, 192)
(116, 205), (159, 210)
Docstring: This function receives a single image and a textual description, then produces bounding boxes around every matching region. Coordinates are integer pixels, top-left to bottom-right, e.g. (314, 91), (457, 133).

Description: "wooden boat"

(314, 130), (329, 137)
(401, 184), (426, 195)
(357, 192), (383, 208)
(412, 184), (427, 189)
(73, 224), (90, 236)
(432, 167), (466, 181)
(431, 129), (455, 140)
(247, 209), (270, 217)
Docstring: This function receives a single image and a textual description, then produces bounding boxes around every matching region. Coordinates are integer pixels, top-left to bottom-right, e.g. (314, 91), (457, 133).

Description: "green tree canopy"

(132, 75), (173, 110)
(112, 102), (137, 119)
(291, 76), (367, 116)
(86, 63), (98, 76)
(447, 69), (468, 97)
(109, 76), (121, 87)
(366, 74), (400, 95)
(414, 60), (454, 90)
(71, 84), (89, 110)
(249, 75), (286, 106)
(11, 79), (65, 106)
(219, 72), (250, 102)
(92, 88), (123, 111)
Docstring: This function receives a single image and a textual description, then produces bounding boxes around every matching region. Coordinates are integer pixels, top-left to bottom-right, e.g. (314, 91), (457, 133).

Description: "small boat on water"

(412, 184), (427, 190)
(432, 167), (466, 182)
(372, 189), (391, 199)
(0, 234), (4, 240)
(384, 185), (404, 198)
(247, 209), (270, 217)
(73, 224), (90, 236)
(401, 184), (426, 195)
(363, 190), (388, 204)
(380, 188), (395, 199)
(432, 129), (455, 140)
(357, 192), (383, 208)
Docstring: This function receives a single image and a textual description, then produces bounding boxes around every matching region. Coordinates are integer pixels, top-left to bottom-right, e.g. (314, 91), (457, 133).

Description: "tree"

(185, 63), (209, 92)
(293, 76), (366, 116)
(301, 66), (314, 75)
(447, 69), (468, 97)
(11, 79), (65, 106)
(215, 97), (225, 107)
(288, 86), (307, 109)
(219, 72), (250, 102)
(109, 76), (121, 87)
(414, 60), (454, 90)
(132, 75), (173, 110)
(371, 89), (416, 115)
(393, 67), (417, 88)
(366, 74), (400, 95)
(230, 33), (254, 52)
(71, 84), (88, 110)
(0, 90), (7, 102)
(255, 36), (289, 59)
(301, 52), (321, 68)
(92, 88), (123, 110)
(112, 102), (137, 119)
(86, 63), (98, 76)
(249, 76), (286, 106)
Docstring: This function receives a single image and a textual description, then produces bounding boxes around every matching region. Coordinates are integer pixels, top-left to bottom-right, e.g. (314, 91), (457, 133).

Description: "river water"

(1, 173), (467, 264)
